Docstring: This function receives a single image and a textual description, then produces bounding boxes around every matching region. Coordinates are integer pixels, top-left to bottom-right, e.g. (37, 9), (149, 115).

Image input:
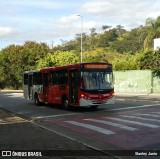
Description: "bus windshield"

(80, 71), (113, 91)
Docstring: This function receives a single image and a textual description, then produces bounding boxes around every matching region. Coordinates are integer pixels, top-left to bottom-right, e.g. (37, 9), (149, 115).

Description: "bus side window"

(52, 70), (68, 85)
(59, 70), (68, 84)
(24, 73), (28, 85)
(51, 72), (55, 84)
(37, 72), (42, 85)
(55, 72), (59, 84)
(43, 73), (49, 86)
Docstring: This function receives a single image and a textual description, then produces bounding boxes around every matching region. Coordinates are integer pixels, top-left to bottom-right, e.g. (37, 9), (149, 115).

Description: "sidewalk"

(115, 92), (160, 96)
(0, 109), (114, 159)
(115, 92), (160, 102)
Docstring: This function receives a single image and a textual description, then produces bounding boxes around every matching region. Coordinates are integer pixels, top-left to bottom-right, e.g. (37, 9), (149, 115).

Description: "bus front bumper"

(79, 96), (115, 107)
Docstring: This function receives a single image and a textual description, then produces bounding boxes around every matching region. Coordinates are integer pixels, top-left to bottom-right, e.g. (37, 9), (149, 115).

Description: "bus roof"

(40, 62), (111, 72)
(23, 70), (40, 74)
(24, 62), (111, 74)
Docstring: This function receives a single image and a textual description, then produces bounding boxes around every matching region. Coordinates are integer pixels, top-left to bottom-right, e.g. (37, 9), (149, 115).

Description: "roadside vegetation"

(0, 16), (160, 89)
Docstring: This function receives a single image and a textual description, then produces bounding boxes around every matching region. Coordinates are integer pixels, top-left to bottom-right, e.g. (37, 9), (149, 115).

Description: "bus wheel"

(34, 94), (41, 106)
(62, 97), (70, 110)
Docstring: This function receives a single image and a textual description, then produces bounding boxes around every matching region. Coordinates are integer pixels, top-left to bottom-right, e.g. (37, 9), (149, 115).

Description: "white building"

(154, 38), (160, 51)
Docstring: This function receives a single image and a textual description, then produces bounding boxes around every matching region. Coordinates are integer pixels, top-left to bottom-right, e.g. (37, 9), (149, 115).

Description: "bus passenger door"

(69, 70), (79, 105)
(28, 74), (33, 99)
(43, 73), (49, 102)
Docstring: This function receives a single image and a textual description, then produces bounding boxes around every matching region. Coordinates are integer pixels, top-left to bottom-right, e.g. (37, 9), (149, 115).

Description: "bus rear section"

(23, 70), (44, 105)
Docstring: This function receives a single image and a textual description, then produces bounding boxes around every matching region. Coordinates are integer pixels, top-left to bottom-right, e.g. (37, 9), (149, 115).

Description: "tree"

(37, 53), (55, 68)
(113, 53), (137, 70)
(37, 50), (80, 68)
(136, 49), (160, 75)
(0, 45), (24, 89)
(0, 41), (50, 89)
(90, 27), (97, 37)
(115, 25), (126, 36)
(101, 25), (111, 32)
(152, 49), (160, 75)
(22, 41), (50, 65)
(53, 51), (80, 66)
(111, 27), (143, 54)
(144, 16), (160, 49)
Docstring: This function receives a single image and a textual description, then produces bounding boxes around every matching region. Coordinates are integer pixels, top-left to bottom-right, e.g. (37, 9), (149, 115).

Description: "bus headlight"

(81, 94), (84, 98)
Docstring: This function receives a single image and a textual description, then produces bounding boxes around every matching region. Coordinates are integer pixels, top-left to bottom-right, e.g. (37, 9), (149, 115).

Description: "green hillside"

(0, 16), (160, 89)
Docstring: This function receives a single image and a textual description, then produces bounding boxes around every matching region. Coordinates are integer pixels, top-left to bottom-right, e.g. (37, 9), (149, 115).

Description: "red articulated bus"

(23, 62), (115, 109)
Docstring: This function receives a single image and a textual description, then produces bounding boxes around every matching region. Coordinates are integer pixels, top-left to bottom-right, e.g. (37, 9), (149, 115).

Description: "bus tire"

(34, 93), (41, 106)
(62, 96), (70, 110)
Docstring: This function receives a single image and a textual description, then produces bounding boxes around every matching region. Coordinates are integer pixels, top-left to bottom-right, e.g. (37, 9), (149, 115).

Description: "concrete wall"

(114, 70), (160, 94)
(153, 75), (160, 93)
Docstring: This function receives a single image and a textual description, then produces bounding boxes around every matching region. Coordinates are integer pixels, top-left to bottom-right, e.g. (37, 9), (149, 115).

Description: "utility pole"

(77, 15), (83, 62)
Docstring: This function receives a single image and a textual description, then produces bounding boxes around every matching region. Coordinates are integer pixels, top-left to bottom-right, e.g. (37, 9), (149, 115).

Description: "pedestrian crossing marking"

(104, 117), (160, 128)
(106, 103), (160, 111)
(65, 121), (115, 135)
(150, 112), (160, 115)
(121, 115), (160, 122)
(84, 118), (138, 131)
(135, 113), (160, 118)
(62, 112), (160, 136)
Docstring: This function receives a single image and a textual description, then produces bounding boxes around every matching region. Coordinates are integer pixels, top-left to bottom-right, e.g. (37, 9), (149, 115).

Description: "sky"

(0, 0), (160, 50)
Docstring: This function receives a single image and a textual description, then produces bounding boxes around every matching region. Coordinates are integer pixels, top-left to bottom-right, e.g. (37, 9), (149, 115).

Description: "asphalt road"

(0, 91), (160, 158)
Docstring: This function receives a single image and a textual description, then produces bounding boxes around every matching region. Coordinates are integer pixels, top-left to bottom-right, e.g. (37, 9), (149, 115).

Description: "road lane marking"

(84, 118), (137, 131)
(0, 121), (28, 125)
(103, 117), (160, 128)
(35, 113), (82, 119)
(151, 112), (160, 115)
(105, 103), (160, 111)
(135, 113), (160, 118)
(65, 121), (115, 135)
(121, 115), (160, 122)
(4, 93), (23, 98)
(0, 116), (28, 125)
